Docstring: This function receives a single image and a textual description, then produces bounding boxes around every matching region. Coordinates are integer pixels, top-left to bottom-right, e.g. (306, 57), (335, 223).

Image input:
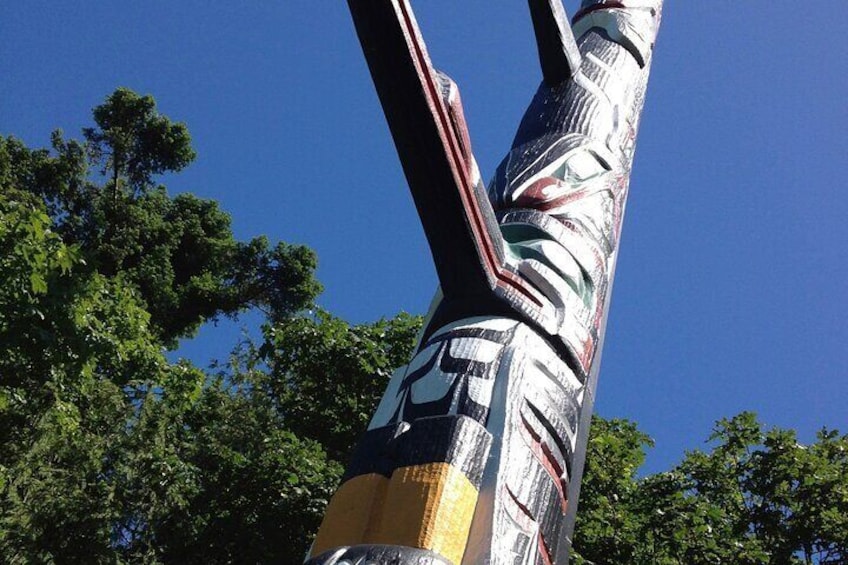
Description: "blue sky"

(2, 2), (846, 474)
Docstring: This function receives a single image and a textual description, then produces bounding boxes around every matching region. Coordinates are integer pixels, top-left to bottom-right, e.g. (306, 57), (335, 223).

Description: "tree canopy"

(573, 413), (847, 565)
(1, 89), (844, 564)
(1, 88), (321, 346)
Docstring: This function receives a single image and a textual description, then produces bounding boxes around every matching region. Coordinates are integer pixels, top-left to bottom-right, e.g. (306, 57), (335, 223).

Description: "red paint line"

(538, 532), (555, 565)
(396, 0), (543, 308)
(506, 486), (557, 565)
(506, 485), (536, 521)
(520, 413), (569, 513)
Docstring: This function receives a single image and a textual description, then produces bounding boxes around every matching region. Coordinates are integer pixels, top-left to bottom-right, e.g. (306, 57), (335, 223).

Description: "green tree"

(1, 88), (321, 346)
(0, 190), (164, 562)
(0, 91), (333, 563)
(113, 372), (341, 564)
(571, 412), (848, 565)
(571, 417), (653, 565)
(82, 88), (195, 197)
(0, 91), (416, 562)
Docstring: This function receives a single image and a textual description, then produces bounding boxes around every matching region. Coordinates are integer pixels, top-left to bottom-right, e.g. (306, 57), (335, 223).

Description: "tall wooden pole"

(308, 1), (663, 563)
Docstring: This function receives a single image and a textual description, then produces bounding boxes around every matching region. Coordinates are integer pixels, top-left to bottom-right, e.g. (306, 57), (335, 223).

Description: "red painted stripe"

(520, 412), (569, 513)
(538, 532), (555, 565)
(396, 0), (543, 308)
(505, 486), (557, 565)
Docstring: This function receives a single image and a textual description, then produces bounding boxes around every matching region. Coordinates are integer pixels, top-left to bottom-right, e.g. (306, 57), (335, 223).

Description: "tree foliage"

(1, 90), (845, 564)
(572, 413), (848, 565)
(83, 88), (195, 195)
(0, 91), (336, 563)
(1, 89), (321, 345)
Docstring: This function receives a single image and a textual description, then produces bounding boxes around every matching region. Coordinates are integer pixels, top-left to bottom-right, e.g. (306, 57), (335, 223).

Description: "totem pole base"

(307, 545), (451, 565)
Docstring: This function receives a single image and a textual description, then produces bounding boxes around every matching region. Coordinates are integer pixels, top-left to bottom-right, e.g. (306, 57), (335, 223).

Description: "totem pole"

(307, 1), (662, 563)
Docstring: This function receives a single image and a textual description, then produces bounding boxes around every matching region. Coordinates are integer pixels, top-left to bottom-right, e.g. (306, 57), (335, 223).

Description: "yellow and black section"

(308, 416), (492, 564)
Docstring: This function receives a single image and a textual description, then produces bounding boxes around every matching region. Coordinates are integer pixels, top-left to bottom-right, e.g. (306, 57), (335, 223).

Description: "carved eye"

(507, 146), (612, 205)
(554, 150), (609, 183)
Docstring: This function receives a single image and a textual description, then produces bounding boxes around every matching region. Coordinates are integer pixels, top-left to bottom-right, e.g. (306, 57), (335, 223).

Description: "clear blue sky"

(2, 2), (846, 474)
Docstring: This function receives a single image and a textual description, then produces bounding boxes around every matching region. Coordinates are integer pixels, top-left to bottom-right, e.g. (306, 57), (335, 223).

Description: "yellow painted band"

(311, 473), (388, 556)
(310, 463), (479, 564)
(371, 462), (478, 564)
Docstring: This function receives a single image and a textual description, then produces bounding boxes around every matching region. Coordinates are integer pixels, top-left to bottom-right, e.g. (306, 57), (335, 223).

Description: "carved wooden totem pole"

(307, 1), (662, 563)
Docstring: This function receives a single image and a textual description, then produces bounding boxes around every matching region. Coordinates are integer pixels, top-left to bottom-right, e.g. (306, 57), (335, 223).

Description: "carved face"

(490, 133), (625, 252)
